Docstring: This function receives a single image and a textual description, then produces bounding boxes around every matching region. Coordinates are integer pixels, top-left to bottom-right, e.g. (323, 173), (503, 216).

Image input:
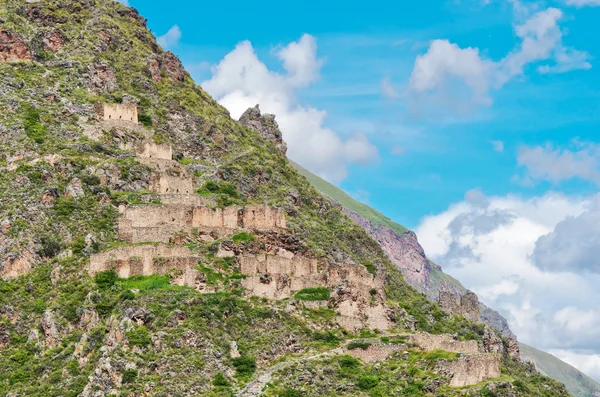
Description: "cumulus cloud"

(517, 142), (600, 185)
(416, 191), (600, 379)
(157, 25), (182, 49)
(533, 196), (600, 273)
(202, 35), (379, 182)
(407, 7), (591, 116)
(550, 350), (600, 382)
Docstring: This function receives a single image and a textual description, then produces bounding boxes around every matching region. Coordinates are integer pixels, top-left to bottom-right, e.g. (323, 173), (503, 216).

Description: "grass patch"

(294, 287), (330, 301)
(23, 104), (48, 144)
(347, 341), (371, 350)
(231, 232), (255, 244)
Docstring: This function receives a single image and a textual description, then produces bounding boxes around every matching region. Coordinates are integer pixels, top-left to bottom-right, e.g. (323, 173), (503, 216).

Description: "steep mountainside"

(0, 0), (570, 396)
(520, 344), (600, 397)
(291, 159), (600, 397)
(290, 160), (514, 338)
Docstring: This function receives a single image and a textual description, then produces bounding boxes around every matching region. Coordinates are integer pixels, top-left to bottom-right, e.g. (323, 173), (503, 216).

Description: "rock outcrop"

(0, 29), (31, 62)
(239, 105), (287, 155)
(439, 290), (481, 324)
(408, 332), (479, 354)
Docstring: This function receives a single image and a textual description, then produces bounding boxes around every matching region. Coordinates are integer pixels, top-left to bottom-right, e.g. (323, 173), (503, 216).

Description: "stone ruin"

(117, 204), (287, 244)
(94, 103), (138, 124)
(439, 290), (481, 323)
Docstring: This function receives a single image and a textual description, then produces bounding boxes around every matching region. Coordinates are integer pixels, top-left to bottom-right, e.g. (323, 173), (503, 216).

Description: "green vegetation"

(22, 104), (48, 144)
(122, 369), (138, 384)
(196, 180), (242, 206)
(232, 356), (257, 379)
(519, 343), (600, 397)
(126, 326), (152, 347)
(294, 287), (331, 301)
(138, 113), (152, 127)
(231, 232), (255, 243)
(346, 341), (371, 350)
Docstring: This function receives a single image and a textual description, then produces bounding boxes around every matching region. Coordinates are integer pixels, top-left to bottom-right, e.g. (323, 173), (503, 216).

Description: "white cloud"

(492, 140), (504, 152)
(415, 191), (600, 380)
(202, 35), (379, 183)
(566, 0), (600, 7)
(550, 350), (600, 382)
(157, 25), (182, 49)
(381, 77), (400, 99)
(517, 142), (600, 185)
(407, 7), (591, 116)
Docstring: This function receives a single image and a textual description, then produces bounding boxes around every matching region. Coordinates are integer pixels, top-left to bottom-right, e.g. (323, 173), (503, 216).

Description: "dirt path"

(235, 347), (345, 397)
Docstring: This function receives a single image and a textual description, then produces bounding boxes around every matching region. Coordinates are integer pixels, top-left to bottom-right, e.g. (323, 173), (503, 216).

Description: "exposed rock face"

(81, 356), (122, 397)
(239, 105), (287, 155)
(482, 325), (505, 355)
(0, 29), (32, 62)
(508, 337), (521, 360)
(86, 62), (118, 93)
(42, 31), (65, 52)
(41, 310), (60, 348)
(438, 290), (481, 324)
(160, 51), (188, 83)
(340, 205), (517, 339)
(1, 250), (34, 279)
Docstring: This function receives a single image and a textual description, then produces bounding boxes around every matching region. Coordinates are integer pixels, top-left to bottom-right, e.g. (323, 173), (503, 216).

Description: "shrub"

(138, 113), (152, 127)
(212, 372), (230, 387)
(356, 375), (379, 390)
(347, 341), (371, 350)
(39, 234), (62, 258)
(95, 270), (118, 289)
(126, 326), (152, 347)
(231, 232), (255, 244)
(23, 104), (48, 144)
(294, 287), (330, 301)
(232, 356), (256, 378)
(122, 369), (138, 384)
(338, 355), (361, 372)
(279, 388), (302, 397)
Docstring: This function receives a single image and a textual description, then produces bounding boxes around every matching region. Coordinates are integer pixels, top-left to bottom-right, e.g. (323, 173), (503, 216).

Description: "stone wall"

(441, 354), (501, 387)
(118, 204), (287, 243)
(95, 103), (138, 124)
(345, 344), (401, 363)
(408, 333), (479, 354)
(120, 140), (172, 160)
(149, 173), (194, 195)
(89, 244), (198, 277)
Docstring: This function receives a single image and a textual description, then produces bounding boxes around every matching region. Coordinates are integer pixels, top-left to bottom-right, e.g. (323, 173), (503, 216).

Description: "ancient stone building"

(94, 103), (138, 123)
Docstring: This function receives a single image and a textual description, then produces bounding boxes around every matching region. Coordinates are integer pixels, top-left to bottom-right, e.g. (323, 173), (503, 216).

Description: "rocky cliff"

(0, 1), (570, 396)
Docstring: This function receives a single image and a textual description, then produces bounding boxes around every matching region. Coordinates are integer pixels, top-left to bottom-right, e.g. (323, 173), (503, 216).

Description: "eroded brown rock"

(0, 29), (31, 62)
(42, 31), (65, 52)
(239, 105), (287, 154)
(41, 310), (60, 348)
(160, 51), (187, 84)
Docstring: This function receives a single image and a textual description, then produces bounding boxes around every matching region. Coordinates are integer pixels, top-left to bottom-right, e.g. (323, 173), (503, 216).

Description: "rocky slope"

(290, 160), (515, 339)
(291, 159), (600, 397)
(0, 0), (570, 396)
(520, 344), (600, 397)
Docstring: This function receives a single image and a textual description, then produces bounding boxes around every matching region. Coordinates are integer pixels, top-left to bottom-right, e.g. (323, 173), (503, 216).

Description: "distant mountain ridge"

(520, 344), (600, 397)
(291, 159), (600, 397)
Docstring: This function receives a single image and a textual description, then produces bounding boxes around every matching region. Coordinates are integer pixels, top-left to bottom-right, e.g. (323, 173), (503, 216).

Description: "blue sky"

(122, 0), (600, 380)
(130, 0), (600, 229)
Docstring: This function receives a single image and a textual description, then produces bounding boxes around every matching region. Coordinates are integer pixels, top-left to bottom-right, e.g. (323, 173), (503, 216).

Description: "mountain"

(290, 160), (515, 338)
(520, 344), (600, 397)
(291, 159), (600, 397)
(0, 0), (570, 395)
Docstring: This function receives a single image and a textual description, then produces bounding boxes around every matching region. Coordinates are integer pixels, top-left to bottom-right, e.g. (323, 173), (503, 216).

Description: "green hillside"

(520, 343), (600, 397)
(290, 160), (407, 235)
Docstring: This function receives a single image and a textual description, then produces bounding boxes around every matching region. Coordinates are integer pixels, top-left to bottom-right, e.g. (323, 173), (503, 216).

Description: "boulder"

(239, 105), (287, 155)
